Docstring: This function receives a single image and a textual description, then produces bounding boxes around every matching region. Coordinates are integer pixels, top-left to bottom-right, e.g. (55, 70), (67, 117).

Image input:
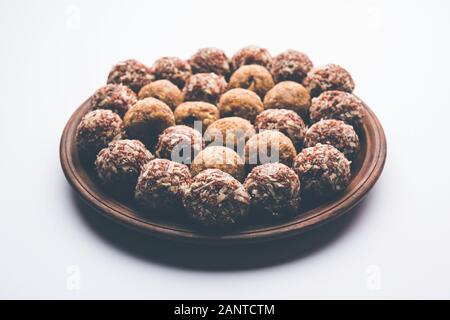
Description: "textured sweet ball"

(228, 65), (274, 98)
(174, 101), (219, 131)
(151, 57), (192, 89)
(204, 117), (256, 152)
(90, 84), (137, 117)
(138, 80), (182, 111)
(182, 169), (250, 228)
(155, 125), (204, 165)
(271, 49), (313, 83)
(231, 45), (272, 71)
(244, 163), (301, 218)
(76, 109), (123, 160)
(304, 119), (360, 160)
(303, 64), (355, 97)
(95, 139), (154, 192)
(189, 47), (230, 76)
(263, 81), (311, 120)
(255, 109), (306, 151)
(183, 73), (227, 104)
(191, 146), (245, 181)
(218, 88), (264, 123)
(135, 159), (191, 211)
(293, 143), (351, 197)
(123, 97), (175, 149)
(107, 59), (154, 93)
(244, 130), (296, 167)
(310, 91), (365, 127)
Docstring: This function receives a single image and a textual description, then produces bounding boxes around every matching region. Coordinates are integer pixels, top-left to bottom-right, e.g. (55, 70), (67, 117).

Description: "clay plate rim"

(60, 97), (387, 245)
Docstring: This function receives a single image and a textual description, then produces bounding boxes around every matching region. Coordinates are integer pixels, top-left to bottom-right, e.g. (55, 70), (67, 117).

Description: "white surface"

(1, 0), (449, 299)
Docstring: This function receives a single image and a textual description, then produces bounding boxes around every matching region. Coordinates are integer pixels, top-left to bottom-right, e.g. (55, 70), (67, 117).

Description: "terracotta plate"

(60, 97), (386, 245)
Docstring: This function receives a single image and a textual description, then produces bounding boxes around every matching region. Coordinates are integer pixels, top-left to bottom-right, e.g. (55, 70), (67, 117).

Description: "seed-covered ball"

(123, 97), (175, 149)
(189, 47), (230, 76)
(191, 146), (245, 181)
(244, 130), (296, 167)
(76, 110), (123, 160)
(244, 163), (301, 218)
(90, 84), (137, 117)
(182, 73), (227, 104)
(271, 49), (313, 83)
(182, 169), (250, 228)
(218, 88), (264, 123)
(304, 119), (360, 160)
(231, 45), (272, 71)
(151, 57), (192, 89)
(255, 109), (306, 151)
(174, 101), (219, 131)
(155, 125), (204, 164)
(138, 80), (183, 111)
(303, 64), (355, 97)
(95, 139), (154, 193)
(310, 91), (365, 127)
(293, 143), (351, 197)
(228, 65), (274, 98)
(204, 117), (256, 152)
(263, 81), (311, 120)
(107, 59), (154, 93)
(135, 159), (191, 211)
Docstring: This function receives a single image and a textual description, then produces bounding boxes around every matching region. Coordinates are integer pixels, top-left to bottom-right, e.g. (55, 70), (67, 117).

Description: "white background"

(1, 0), (449, 299)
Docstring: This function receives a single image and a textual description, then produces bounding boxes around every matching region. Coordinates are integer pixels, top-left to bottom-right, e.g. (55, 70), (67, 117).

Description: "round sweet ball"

(123, 97), (175, 149)
(191, 146), (245, 181)
(138, 80), (182, 111)
(228, 65), (274, 98)
(310, 91), (365, 127)
(218, 88), (264, 123)
(255, 109), (306, 151)
(107, 59), (154, 93)
(293, 143), (351, 197)
(174, 101), (219, 131)
(155, 125), (204, 165)
(303, 64), (355, 97)
(90, 84), (137, 117)
(231, 45), (272, 71)
(304, 119), (360, 160)
(76, 109), (123, 160)
(189, 47), (230, 76)
(182, 169), (250, 228)
(263, 81), (311, 120)
(204, 117), (256, 152)
(244, 130), (296, 167)
(151, 56), (192, 89)
(244, 163), (301, 218)
(271, 49), (313, 83)
(95, 139), (154, 192)
(183, 73), (227, 104)
(135, 159), (191, 211)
